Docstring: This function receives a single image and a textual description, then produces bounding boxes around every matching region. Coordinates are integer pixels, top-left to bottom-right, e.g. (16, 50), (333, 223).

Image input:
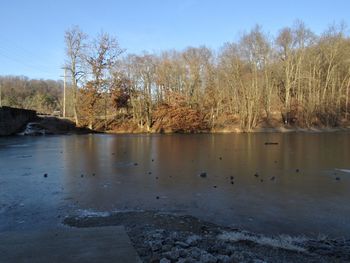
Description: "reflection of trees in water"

(61, 135), (159, 207)
(61, 135), (104, 205)
(59, 134), (350, 209)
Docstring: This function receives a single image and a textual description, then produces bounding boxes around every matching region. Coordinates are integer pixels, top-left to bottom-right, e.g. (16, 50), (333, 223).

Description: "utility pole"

(63, 68), (66, 118)
(0, 83), (2, 107)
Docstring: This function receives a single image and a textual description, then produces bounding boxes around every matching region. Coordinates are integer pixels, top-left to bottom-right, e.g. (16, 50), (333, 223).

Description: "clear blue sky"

(0, 0), (349, 80)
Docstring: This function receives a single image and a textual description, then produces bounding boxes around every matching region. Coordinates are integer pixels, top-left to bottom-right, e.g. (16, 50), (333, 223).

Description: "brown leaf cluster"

(152, 104), (208, 133)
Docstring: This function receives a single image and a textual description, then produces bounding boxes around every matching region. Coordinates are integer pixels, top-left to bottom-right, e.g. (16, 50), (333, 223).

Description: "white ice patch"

(218, 231), (307, 252)
(77, 208), (145, 218)
(77, 209), (110, 218)
(8, 144), (29, 148)
(335, 169), (350, 174)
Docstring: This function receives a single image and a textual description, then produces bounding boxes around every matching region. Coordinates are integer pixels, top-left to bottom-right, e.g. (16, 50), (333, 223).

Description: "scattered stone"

(264, 142), (279, 145)
(150, 255), (161, 262)
(177, 257), (191, 263)
(148, 171), (152, 175)
(80, 174), (84, 178)
(200, 226), (208, 233)
(156, 177), (159, 180)
(64, 210), (348, 263)
(270, 176), (275, 181)
(208, 242), (225, 254)
(213, 185), (217, 188)
(188, 247), (201, 260)
(159, 258), (171, 263)
(185, 235), (201, 246)
(219, 157), (222, 160)
(296, 169), (300, 173)
(217, 254), (231, 263)
(92, 173), (96, 176)
(43, 173), (48, 178)
(231, 181), (234, 185)
(178, 249), (188, 258)
(161, 245), (172, 252)
(335, 177), (340, 181)
(170, 232), (180, 240)
(260, 179), (264, 183)
(137, 247), (149, 257)
(168, 248), (180, 261)
(149, 240), (162, 251)
(156, 196), (160, 200)
(229, 255), (240, 262)
(151, 159), (154, 162)
(200, 252), (217, 263)
(175, 241), (189, 248)
(134, 162), (138, 166)
(230, 176), (234, 180)
(254, 173), (259, 177)
(199, 172), (207, 178)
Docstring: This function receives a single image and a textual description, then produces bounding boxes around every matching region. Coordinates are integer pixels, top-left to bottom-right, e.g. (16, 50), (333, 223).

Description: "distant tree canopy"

(0, 76), (62, 114)
(2, 21), (350, 132)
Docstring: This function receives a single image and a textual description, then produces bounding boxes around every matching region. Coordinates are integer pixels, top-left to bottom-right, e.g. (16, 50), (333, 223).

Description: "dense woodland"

(2, 21), (350, 132)
(0, 76), (62, 114)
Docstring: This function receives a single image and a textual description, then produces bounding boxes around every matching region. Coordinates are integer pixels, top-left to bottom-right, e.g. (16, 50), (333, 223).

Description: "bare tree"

(61, 21), (350, 132)
(64, 26), (87, 125)
(83, 32), (124, 129)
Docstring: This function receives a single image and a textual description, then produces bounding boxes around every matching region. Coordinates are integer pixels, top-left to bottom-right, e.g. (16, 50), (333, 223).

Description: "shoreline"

(1, 106), (350, 136)
(105, 126), (350, 135)
(64, 210), (350, 263)
(5, 126), (350, 137)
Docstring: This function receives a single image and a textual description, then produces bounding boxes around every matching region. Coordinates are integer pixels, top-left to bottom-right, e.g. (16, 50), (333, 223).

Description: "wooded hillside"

(2, 22), (350, 132)
(0, 76), (62, 114)
(65, 22), (350, 132)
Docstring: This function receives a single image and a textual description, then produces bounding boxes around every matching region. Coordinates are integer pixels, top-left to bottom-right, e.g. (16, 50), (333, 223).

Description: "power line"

(0, 36), (53, 67)
(0, 82), (2, 107)
(0, 47), (53, 74)
(0, 44), (49, 70)
(63, 68), (66, 117)
(0, 37), (61, 79)
(0, 49), (59, 79)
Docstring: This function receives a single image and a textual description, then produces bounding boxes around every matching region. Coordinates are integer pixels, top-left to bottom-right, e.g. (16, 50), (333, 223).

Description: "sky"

(0, 0), (349, 80)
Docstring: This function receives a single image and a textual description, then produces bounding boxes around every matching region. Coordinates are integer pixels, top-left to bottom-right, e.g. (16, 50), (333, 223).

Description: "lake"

(0, 133), (350, 238)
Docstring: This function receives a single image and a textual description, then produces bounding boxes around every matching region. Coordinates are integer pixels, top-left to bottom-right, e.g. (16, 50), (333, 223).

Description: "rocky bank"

(64, 211), (350, 263)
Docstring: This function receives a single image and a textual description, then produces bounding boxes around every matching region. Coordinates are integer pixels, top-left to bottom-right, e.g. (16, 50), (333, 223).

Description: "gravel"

(64, 211), (350, 263)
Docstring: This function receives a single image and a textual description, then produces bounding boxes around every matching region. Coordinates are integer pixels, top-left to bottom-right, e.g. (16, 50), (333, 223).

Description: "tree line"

(0, 76), (62, 114)
(3, 21), (350, 132)
(64, 22), (350, 132)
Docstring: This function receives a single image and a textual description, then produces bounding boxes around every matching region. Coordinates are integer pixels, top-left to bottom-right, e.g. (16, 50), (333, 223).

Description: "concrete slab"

(0, 226), (142, 263)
